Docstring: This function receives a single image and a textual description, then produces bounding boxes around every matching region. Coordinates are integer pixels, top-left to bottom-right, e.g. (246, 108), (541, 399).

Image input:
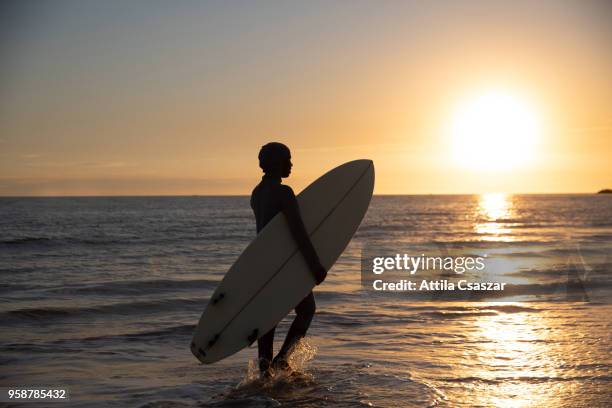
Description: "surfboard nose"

(340, 159), (374, 178)
(353, 159), (373, 167)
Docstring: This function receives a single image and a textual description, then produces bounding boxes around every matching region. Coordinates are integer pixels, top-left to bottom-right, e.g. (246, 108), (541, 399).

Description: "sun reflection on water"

(476, 193), (515, 241)
(469, 307), (556, 407)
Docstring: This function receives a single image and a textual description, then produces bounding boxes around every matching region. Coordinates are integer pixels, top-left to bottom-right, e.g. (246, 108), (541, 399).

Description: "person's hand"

(312, 263), (327, 285)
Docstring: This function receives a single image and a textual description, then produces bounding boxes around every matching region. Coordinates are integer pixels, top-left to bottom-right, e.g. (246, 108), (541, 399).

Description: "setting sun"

(450, 90), (542, 171)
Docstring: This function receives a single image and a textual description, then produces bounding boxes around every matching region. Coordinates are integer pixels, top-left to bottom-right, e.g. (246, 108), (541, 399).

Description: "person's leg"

(274, 292), (316, 366)
(258, 326), (275, 373)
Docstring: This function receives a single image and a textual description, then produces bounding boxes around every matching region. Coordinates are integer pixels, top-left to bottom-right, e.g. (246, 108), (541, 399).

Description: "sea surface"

(1, 195), (611, 407)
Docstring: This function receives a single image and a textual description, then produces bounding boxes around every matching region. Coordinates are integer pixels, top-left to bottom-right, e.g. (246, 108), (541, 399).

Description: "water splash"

(287, 338), (318, 372)
(238, 338), (318, 388)
(239, 359), (262, 386)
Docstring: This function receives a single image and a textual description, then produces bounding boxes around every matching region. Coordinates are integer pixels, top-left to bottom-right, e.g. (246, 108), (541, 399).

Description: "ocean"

(1, 195), (611, 407)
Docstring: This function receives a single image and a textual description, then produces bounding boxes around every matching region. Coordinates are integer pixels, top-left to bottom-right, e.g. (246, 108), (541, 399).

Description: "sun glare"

(450, 90), (541, 170)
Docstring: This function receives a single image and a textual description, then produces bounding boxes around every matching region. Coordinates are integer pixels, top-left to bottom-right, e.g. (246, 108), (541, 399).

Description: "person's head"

(258, 142), (292, 177)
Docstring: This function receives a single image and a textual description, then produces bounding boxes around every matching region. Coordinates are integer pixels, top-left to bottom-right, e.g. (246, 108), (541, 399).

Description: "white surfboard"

(191, 159), (374, 363)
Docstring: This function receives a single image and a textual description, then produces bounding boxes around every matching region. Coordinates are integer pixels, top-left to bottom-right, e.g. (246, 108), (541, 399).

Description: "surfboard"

(191, 159), (374, 363)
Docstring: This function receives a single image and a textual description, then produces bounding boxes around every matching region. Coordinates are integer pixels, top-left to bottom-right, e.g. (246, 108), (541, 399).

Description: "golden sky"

(1, 1), (611, 195)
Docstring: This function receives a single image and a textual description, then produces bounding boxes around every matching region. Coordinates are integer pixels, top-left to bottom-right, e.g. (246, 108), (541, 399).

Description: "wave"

(5, 297), (207, 323)
(381, 304), (539, 312)
(0, 236), (131, 248)
(0, 266), (41, 275)
(317, 304), (542, 324)
(0, 234), (252, 249)
(316, 310), (420, 326)
(47, 278), (218, 296)
(416, 304), (541, 319)
(0, 282), (47, 293)
(483, 304), (541, 313)
(1, 324), (196, 354)
(439, 375), (611, 384)
(1, 237), (53, 245)
(1, 343), (83, 354)
(358, 222), (435, 231)
(418, 311), (499, 319)
(77, 324), (195, 344)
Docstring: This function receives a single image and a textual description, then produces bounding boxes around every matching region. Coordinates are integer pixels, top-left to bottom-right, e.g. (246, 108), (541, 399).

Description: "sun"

(450, 90), (541, 170)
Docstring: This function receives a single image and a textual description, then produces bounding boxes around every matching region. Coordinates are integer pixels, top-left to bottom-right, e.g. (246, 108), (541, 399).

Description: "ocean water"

(1, 195), (611, 407)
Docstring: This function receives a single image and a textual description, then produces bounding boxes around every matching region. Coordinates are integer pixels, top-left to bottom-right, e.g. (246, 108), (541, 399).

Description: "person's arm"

(280, 186), (327, 285)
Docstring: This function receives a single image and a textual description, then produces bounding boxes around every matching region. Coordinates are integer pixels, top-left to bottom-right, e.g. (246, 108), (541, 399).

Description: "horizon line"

(0, 192), (608, 198)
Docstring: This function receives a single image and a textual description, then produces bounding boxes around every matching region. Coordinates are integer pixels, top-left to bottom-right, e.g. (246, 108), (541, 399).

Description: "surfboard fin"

(207, 334), (220, 348)
(190, 341), (207, 359)
(247, 329), (258, 346)
(212, 293), (225, 305)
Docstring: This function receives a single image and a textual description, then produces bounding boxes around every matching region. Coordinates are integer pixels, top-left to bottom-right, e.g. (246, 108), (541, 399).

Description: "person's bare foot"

(271, 356), (291, 371)
(260, 368), (273, 379)
(259, 358), (272, 379)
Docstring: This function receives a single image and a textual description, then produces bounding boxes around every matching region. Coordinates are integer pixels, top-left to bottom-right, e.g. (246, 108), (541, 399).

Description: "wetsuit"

(250, 174), (318, 367)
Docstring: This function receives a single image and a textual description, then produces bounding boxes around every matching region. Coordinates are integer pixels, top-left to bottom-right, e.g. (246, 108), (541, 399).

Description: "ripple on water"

(202, 339), (442, 407)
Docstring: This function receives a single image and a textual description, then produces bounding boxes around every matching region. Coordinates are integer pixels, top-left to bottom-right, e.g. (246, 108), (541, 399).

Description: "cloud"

(24, 160), (138, 168)
(22, 153), (43, 159)
(293, 142), (419, 154)
(0, 176), (255, 196)
(82, 161), (135, 168)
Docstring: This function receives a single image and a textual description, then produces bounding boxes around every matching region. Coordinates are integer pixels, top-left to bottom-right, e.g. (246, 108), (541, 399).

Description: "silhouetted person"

(250, 142), (327, 376)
